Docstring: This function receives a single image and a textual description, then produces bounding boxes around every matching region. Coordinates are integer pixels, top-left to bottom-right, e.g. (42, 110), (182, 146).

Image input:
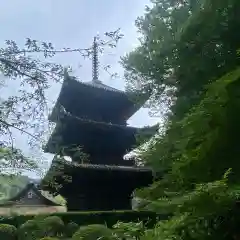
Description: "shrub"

(39, 216), (64, 237)
(18, 219), (44, 240)
(33, 215), (47, 222)
(65, 221), (79, 237)
(0, 224), (17, 240)
(72, 224), (114, 240)
(54, 211), (160, 227)
(113, 221), (145, 239)
(18, 216), (64, 239)
(39, 238), (59, 240)
(0, 210), (161, 227)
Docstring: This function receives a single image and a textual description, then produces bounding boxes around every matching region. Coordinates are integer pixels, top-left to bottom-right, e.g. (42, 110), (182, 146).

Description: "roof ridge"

(66, 75), (125, 94)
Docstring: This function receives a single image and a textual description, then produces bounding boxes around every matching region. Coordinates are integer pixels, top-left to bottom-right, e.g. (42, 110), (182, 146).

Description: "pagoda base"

(41, 161), (153, 211)
(66, 194), (132, 211)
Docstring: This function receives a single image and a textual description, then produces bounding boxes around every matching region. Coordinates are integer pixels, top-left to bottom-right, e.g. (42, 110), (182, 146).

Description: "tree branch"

(0, 118), (38, 140)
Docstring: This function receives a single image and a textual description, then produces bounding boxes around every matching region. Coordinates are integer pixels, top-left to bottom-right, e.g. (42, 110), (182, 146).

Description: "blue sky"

(1, 0), (160, 177)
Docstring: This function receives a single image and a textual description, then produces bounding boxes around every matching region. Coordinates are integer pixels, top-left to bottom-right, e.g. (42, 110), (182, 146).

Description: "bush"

(0, 210), (162, 227)
(72, 224), (114, 240)
(18, 219), (44, 240)
(0, 215), (35, 227)
(0, 224), (17, 240)
(39, 216), (64, 237)
(57, 211), (160, 227)
(113, 221), (145, 239)
(33, 215), (47, 222)
(39, 238), (59, 240)
(65, 221), (79, 237)
(18, 216), (64, 239)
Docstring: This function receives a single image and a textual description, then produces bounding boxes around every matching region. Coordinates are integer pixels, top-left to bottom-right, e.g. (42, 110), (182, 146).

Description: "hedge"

(72, 224), (113, 240)
(0, 224), (17, 240)
(0, 210), (167, 228)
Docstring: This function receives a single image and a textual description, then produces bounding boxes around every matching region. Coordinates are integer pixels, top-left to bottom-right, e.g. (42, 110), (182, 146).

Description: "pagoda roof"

(0, 183), (62, 206)
(78, 79), (124, 93)
(41, 158), (153, 195)
(49, 74), (146, 123)
(54, 160), (153, 172)
(44, 116), (135, 155)
(44, 113), (159, 155)
(76, 163), (152, 171)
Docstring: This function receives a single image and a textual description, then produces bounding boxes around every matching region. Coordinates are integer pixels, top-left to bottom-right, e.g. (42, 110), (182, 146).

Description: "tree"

(0, 30), (123, 170)
(0, 146), (38, 173)
(122, 0), (240, 120)
(122, 0), (202, 116)
(137, 68), (240, 240)
(122, 0), (240, 166)
(121, 0), (240, 239)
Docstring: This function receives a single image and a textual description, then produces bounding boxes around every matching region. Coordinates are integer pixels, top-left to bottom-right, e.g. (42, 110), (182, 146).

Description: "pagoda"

(42, 38), (158, 211)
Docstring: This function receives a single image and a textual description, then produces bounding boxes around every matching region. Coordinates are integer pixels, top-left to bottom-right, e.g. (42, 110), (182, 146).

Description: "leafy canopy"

(121, 0), (240, 239)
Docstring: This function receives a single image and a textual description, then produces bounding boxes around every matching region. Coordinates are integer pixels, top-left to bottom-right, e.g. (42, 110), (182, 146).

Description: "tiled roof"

(0, 183), (62, 206)
(71, 162), (152, 172)
(83, 80), (124, 93)
(66, 75), (125, 94)
(60, 111), (136, 130)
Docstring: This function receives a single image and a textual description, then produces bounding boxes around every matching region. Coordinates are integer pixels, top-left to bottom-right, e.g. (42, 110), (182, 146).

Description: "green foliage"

(39, 238), (59, 240)
(113, 221), (145, 239)
(0, 146), (39, 175)
(39, 216), (64, 237)
(122, 2), (240, 239)
(72, 224), (114, 240)
(0, 224), (17, 240)
(132, 55), (240, 239)
(61, 144), (90, 164)
(138, 66), (240, 196)
(0, 212), (160, 239)
(119, 0), (240, 239)
(122, 0), (201, 112)
(65, 221), (79, 237)
(18, 216), (64, 239)
(123, 0), (240, 120)
(0, 210), (160, 228)
(41, 155), (72, 193)
(18, 219), (44, 240)
(52, 194), (66, 206)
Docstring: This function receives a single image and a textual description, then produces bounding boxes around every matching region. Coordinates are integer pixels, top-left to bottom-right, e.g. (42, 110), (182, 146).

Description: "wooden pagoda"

(42, 38), (158, 211)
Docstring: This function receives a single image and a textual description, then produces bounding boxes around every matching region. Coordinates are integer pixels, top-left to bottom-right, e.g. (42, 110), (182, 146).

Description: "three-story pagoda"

(42, 38), (158, 211)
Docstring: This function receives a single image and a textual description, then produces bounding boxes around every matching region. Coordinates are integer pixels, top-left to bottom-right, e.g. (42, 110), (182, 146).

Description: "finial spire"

(92, 37), (99, 83)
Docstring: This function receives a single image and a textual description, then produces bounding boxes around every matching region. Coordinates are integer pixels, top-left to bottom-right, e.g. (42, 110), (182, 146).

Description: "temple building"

(0, 183), (65, 215)
(41, 38), (158, 211)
